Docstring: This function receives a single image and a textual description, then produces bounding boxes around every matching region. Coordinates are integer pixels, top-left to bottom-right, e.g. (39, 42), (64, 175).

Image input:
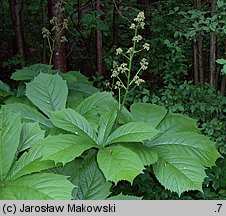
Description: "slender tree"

(209, 0), (217, 88)
(113, 0), (119, 46)
(196, 0), (204, 83)
(9, 0), (25, 59)
(48, 0), (67, 72)
(95, 0), (103, 75)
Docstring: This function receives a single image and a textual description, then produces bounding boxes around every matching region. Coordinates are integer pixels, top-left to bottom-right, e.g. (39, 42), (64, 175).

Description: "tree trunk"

(113, 0), (119, 46)
(193, 37), (199, 84)
(48, 0), (67, 72)
(209, 0), (217, 88)
(9, 0), (25, 59)
(95, 0), (103, 75)
(196, 0), (204, 83)
(42, 0), (48, 64)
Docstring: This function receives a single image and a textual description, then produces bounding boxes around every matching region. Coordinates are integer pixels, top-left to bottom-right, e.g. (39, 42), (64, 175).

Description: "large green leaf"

(97, 145), (144, 183)
(11, 64), (52, 81)
(26, 73), (68, 117)
(157, 113), (198, 134)
(61, 71), (90, 84)
(120, 143), (158, 166)
(0, 173), (74, 200)
(41, 134), (95, 165)
(68, 83), (98, 96)
(131, 103), (167, 128)
(19, 122), (45, 151)
(146, 132), (221, 167)
(75, 151), (111, 200)
(51, 108), (97, 143)
(153, 156), (206, 196)
(97, 109), (117, 145)
(4, 103), (52, 128)
(0, 109), (22, 181)
(75, 92), (132, 124)
(75, 92), (113, 115)
(6, 145), (55, 181)
(49, 158), (82, 197)
(106, 122), (160, 145)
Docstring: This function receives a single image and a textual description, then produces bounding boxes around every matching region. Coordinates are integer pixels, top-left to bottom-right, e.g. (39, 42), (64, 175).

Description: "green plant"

(1, 62), (219, 199)
(0, 11), (222, 200)
(0, 107), (74, 199)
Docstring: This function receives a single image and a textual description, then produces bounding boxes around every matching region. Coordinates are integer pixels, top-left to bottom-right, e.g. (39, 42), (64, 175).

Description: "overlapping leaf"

(26, 73), (68, 117)
(131, 103), (167, 128)
(4, 103), (52, 128)
(0, 109), (22, 181)
(120, 143), (158, 166)
(97, 145), (145, 183)
(75, 152), (111, 200)
(51, 108), (97, 143)
(6, 145), (55, 181)
(147, 132), (221, 167)
(19, 122), (45, 151)
(0, 173), (74, 200)
(41, 134), (95, 165)
(106, 122), (160, 145)
(11, 64), (52, 81)
(75, 92), (132, 124)
(97, 109), (118, 145)
(153, 156), (206, 196)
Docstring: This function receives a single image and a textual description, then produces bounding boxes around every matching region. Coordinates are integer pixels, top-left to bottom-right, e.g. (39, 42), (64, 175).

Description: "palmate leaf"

(68, 83), (98, 96)
(97, 145), (145, 183)
(19, 122), (45, 151)
(75, 151), (111, 200)
(26, 73), (68, 117)
(97, 109), (118, 145)
(144, 113), (221, 195)
(153, 156), (206, 196)
(120, 143), (158, 166)
(4, 103), (52, 128)
(131, 103), (167, 128)
(51, 108), (97, 143)
(75, 92), (133, 124)
(147, 132), (221, 167)
(129, 103), (221, 195)
(0, 173), (74, 200)
(157, 113), (198, 134)
(105, 122), (160, 145)
(0, 109), (22, 181)
(6, 145), (55, 181)
(11, 64), (52, 81)
(41, 134), (95, 165)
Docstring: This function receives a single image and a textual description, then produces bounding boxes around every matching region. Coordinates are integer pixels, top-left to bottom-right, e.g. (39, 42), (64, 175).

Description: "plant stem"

(120, 27), (138, 110)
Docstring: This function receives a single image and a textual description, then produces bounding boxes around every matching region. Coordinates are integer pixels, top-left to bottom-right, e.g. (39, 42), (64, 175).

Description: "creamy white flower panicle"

(116, 48), (123, 55)
(132, 35), (143, 42)
(134, 75), (145, 86)
(140, 22), (145, 29)
(117, 63), (129, 74)
(127, 47), (134, 53)
(130, 23), (136, 29)
(111, 68), (119, 78)
(143, 43), (150, 51)
(140, 58), (149, 70)
(134, 11), (145, 22)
